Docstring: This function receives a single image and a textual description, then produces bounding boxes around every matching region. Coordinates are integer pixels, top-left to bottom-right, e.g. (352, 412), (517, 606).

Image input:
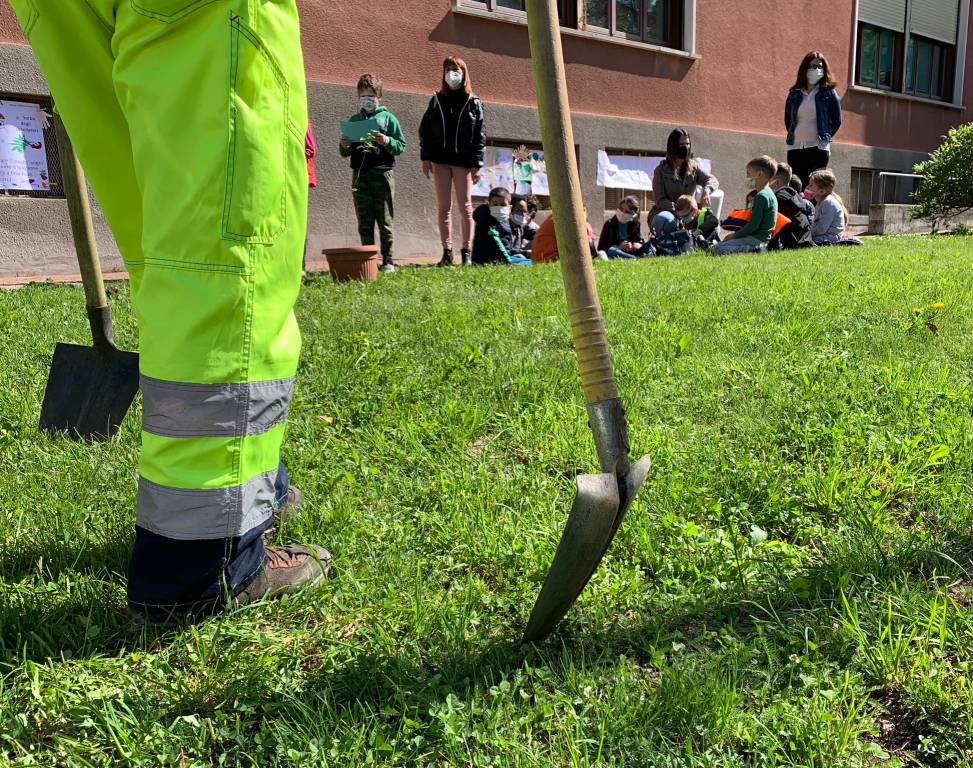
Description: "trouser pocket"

(221, 15), (288, 245)
(129, 0), (214, 22)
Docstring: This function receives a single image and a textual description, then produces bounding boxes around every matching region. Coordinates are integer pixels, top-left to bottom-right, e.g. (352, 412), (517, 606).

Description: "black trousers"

(787, 147), (831, 190)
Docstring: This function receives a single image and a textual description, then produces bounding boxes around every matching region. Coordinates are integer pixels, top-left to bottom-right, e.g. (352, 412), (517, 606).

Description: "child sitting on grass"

(598, 196), (643, 259)
(674, 194), (719, 245)
(807, 168), (846, 245)
(472, 187), (532, 265)
(712, 156), (779, 255)
(510, 194), (539, 255)
(530, 211), (599, 263)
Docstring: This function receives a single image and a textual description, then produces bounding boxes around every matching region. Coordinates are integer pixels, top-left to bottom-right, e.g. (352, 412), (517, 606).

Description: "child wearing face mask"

(673, 195), (719, 245)
(784, 51), (842, 190)
(509, 195), (539, 254)
(597, 196), (644, 259)
(340, 73), (407, 273)
(712, 156), (779, 255)
(472, 187), (532, 265)
(419, 56), (488, 267)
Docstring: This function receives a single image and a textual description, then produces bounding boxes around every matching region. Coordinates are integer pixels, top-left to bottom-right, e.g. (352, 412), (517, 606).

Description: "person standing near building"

(651, 129), (716, 236)
(784, 51), (842, 189)
(340, 73), (407, 274)
(8, 0), (331, 622)
(419, 56), (487, 267)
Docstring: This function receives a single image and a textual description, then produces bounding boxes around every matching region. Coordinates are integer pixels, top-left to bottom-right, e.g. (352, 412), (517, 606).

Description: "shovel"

(521, 0), (652, 644)
(38, 115), (139, 440)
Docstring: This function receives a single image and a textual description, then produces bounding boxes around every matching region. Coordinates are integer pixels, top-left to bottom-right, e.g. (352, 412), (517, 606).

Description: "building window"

(855, 0), (962, 102)
(585, 0), (682, 47)
(904, 35), (955, 100)
(464, 0), (577, 26)
(459, 0), (686, 51)
(857, 22), (904, 90)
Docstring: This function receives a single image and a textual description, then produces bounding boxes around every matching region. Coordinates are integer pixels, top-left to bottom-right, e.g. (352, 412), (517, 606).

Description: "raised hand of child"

(373, 133), (389, 146)
(340, 137), (351, 148)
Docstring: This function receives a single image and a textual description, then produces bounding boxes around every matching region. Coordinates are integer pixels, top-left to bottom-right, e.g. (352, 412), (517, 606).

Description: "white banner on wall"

(596, 151), (661, 191)
(596, 151), (714, 191)
(0, 100), (51, 192)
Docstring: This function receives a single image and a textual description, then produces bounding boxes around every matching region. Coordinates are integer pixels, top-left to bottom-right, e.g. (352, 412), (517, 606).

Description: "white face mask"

(490, 205), (510, 223)
(745, 177), (757, 190)
(446, 70), (464, 90)
(510, 212), (527, 226)
(359, 95), (377, 113)
(616, 210), (635, 223)
(806, 67), (824, 85)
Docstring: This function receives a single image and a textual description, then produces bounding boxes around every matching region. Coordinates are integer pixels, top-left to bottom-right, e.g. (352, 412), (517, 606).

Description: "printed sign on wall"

(0, 100), (53, 192)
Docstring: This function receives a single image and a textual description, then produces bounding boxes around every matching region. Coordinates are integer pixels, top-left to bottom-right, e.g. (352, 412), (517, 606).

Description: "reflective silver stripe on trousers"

(140, 374), (294, 438)
(136, 469), (278, 540)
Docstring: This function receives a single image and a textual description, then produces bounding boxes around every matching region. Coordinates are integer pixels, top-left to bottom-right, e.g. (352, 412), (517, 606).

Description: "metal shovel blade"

(39, 341), (139, 440)
(522, 454), (651, 643)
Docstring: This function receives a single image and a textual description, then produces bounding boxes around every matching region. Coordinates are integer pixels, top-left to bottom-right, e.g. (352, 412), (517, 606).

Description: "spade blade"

(39, 341), (139, 441)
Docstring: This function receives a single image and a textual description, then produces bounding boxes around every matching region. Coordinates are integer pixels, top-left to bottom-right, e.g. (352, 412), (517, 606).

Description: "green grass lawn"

(0, 236), (970, 767)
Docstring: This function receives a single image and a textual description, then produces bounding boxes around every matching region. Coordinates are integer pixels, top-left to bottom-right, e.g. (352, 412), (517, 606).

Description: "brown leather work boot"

(234, 544), (332, 605)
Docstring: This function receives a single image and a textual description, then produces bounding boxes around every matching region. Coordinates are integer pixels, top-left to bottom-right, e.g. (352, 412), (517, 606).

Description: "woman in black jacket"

(419, 56), (487, 266)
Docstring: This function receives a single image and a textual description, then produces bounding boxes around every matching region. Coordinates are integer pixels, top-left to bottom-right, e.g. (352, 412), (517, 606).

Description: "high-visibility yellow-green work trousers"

(10, 0), (308, 606)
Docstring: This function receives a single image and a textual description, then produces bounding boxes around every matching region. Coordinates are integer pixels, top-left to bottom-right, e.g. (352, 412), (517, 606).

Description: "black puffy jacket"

(419, 91), (486, 169)
(771, 187), (814, 249)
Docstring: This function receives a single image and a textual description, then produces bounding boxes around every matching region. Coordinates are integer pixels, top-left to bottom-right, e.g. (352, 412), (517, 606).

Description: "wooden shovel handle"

(53, 113), (108, 310)
(525, 0), (618, 405)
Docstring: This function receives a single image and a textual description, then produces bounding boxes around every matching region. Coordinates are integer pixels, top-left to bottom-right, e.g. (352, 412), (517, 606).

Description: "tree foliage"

(912, 122), (973, 230)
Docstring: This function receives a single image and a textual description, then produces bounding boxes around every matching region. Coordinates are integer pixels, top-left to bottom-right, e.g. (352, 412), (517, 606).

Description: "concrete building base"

(0, 44), (932, 279)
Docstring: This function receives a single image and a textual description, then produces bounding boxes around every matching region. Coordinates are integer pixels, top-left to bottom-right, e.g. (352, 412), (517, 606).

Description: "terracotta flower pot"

(322, 246), (380, 283)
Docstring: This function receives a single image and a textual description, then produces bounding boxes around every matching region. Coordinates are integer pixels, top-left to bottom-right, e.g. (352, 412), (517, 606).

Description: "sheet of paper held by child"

(340, 118), (382, 143)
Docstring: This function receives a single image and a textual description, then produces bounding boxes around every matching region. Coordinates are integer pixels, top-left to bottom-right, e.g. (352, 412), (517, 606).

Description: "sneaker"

(596, 250), (609, 261)
(234, 544), (333, 605)
(264, 485), (304, 540)
(379, 261), (395, 273)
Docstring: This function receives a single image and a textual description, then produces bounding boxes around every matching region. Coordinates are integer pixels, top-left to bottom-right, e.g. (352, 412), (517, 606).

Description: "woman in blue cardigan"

(785, 51), (842, 189)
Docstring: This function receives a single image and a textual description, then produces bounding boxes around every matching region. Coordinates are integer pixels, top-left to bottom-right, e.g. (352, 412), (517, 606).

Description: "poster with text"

(0, 100), (51, 192)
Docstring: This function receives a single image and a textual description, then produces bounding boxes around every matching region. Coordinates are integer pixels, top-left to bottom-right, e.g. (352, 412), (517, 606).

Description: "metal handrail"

(878, 171), (924, 203)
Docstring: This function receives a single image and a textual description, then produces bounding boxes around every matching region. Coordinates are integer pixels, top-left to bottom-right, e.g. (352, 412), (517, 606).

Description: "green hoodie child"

(339, 74), (406, 271)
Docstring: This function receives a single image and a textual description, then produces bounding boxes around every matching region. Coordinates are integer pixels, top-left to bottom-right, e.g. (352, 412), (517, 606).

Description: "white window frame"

(452, 0), (699, 59)
(850, 0), (969, 108)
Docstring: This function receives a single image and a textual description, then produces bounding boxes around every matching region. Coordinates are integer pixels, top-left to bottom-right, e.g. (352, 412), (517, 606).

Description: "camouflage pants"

(353, 169), (394, 261)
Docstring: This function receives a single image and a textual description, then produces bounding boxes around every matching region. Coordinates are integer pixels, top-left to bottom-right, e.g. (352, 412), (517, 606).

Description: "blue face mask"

(359, 95), (378, 113)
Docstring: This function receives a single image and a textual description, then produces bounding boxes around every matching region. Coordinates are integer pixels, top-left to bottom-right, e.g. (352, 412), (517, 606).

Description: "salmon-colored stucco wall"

(299, 0), (972, 153)
(3, 0), (969, 153)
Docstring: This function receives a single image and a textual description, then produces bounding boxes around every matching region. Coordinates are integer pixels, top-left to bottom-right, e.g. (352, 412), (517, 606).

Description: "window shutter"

(910, 0), (959, 43)
(858, 0), (907, 32)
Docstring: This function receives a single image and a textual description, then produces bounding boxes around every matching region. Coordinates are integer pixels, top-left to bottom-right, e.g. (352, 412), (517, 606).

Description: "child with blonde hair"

(807, 169), (846, 245)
